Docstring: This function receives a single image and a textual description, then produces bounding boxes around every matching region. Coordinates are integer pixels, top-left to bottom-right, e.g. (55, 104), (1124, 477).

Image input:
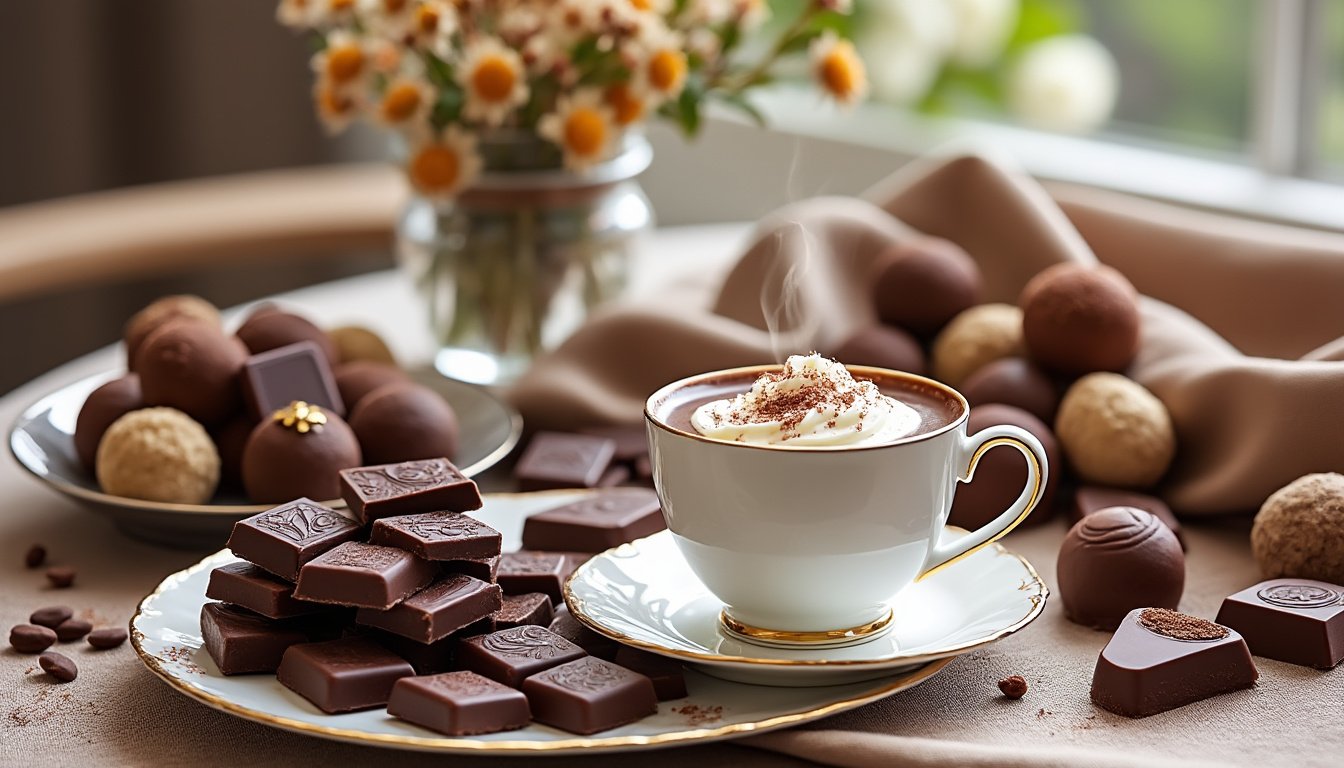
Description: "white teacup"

(644, 364), (1048, 647)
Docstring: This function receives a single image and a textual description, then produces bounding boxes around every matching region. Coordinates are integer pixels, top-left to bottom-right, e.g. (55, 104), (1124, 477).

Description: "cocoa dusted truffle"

(136, 319), (247, 427)
(236, 309), (337, 364)
(830, 325), (926, 375)
(1055, 373), (1174, 488)
(124, 295), (220, 371)
(74, 375), (144, 470)
(1020, 263), (1141, 375)
(959, 357), (1059, 425)
(872, 238), (982, 338)
(96, 407), (220, 504)
(349, 384), (460, 465)
(948, 404), (1060, 531)
(242, 402), (361, 504)
(931, 304), (1023, 386)
(1252, 473), (1344, 585)
(333, 361), (410, 411)
(1057, 507), (1185, 630)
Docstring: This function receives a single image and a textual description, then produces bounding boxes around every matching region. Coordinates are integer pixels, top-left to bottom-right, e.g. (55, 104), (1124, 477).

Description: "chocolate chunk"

(514, 432), (616, 491)
(596, 464), (631, 488)
(55, 619), (92, 643)
(998, 675), (1028, 699)
(227, 499), (363, 581)
(39, 652), (78, 683)
(86, 627), (129, 650)
(339, 457), (482, 523)
(356, 574), (502, 643)
(200, 603), (328, 675)
(10, 624), (57, 653)
(1072, 486), (1185, 550)
(456, 625), (587, 687)
(370, 511), (501, 561)
(241, 341), (346, 420)
(1215, 578), (1344, 669)
(25, 544), (46, 569)
(29, 606), (73, 629)
(493, 593), (554, 630)
(206, 562), (340, 620)
(578, 425), (650, 463)
(549, 605), (619, 660)
(389, 671), (531, 736)
(445, 555), (500, 583)
(1091, 608), (1257, 718)
(521, 488), (664, 553)
(613, 646), (687, 701)
(366, 628), (470, 675)
(293, 542), (437, 610)
(45, 567), (75, 589)
(522, 656), (657, 734)
(277, 637), (415, 714)
(496, 551), (586, 603)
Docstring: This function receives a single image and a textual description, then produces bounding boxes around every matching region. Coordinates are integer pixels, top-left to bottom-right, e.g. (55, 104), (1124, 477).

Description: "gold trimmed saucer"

(718, 608), (895, 649)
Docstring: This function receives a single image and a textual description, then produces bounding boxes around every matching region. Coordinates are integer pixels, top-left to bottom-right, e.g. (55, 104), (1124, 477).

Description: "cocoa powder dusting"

(1138, 608), (1229, 641)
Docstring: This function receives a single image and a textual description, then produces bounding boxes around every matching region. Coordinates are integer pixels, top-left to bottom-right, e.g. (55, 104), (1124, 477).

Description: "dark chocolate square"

(1215, 578), (1344, 669)
(277, 637), (415, 713)
(455, 625), (587, 687)
(339, 458), (482, 523)
(293, 541), (437, 609)
(521, 488), (665, 553)
(445, 555), (500, 583)
(388, 671), (531, 736)
(521, 656), (657, 734)
(370, 512), (502, 561)
(578, 425), (650, 462)
(242, 341), (345, 420)
(514, 432), (616, 491)
(493, 592), (554, 630)
(226, 499), (362, 581)
(205, 561), (338, 620)
(200, 602), (334, 676)
(356, 574), (502, 643)
(549, 604), (619, 660)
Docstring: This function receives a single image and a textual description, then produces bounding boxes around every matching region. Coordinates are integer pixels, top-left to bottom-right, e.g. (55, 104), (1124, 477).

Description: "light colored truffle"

(96, 408), (220, 504)
(931, 303), (1023, 386)
(328, 325), (397, 365)
(1055, 373), (1174, 488)
(1252, 473), (1344, 585)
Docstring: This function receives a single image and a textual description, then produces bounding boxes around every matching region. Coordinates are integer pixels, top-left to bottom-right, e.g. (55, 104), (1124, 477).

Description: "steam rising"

(760, 222), (823, 364)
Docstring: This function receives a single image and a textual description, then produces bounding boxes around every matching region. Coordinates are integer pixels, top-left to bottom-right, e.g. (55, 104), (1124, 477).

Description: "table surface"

(0, 224), (1336, 768)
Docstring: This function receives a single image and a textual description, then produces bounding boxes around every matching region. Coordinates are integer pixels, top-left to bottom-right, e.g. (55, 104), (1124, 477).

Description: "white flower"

(682, 0), (734, 25)
(631, 28), (688, 103)
(276, 0), (314, 29)
(548, 0), (605, 43)
(406, 126), (483, 200)
(734, 0), (771, 31)
(313, 78), (364, 133)
(946, 0), (1018, 67)
(1007, 35), (1119, 134)
(311, 31), (374, 91)
(457, 37), (530, 126)
(359, 0), (419, 40)
(538, 89), (619, 170)
(810, 30), (868, 106)
(859, 0), (954, 105)
(861, 34), (942, 105)
(407, 1), (458, 57)
(311, 0), (359, 26)
(375, 76), (434, 129)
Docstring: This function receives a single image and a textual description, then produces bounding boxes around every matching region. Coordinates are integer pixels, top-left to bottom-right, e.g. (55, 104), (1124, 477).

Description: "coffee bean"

(38, 652), (78, 683)
(45, 567), (76, 589)
(10, 624), (58, 653)
(87, 627), (128, 650)
(998, 675), (1029, 699)
(29, 606), (73, 629)
(25, 544), (46, 569)
(55, 618), (93, 642)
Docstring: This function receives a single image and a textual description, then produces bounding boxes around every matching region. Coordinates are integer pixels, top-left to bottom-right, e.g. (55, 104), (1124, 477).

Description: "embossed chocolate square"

(205, 561), (339, 620)
(1215, 578), (1344, 669)
(370, 511), (501, 561)
(388, 671), (531, 736)
(514, 432), (616, 491)
(226, 499), (362, 581)
(456, 625), (587, 687)
(522, 656), (657, 734)
(496, 551), (588, 603)
(356, 573), (502, 644)
(293, 541), (437, 610)
(521, 488), (664, 553)
(339, 457), (482, 523)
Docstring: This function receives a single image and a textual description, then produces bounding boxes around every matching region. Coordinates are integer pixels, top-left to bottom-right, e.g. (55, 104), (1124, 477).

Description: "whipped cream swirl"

(691, 354), (920, 447)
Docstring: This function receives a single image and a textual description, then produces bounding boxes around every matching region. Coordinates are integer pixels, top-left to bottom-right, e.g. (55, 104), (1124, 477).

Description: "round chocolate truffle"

(349, 383), (459, 465)
(931, 303), (1023, 386)
(124, 295), (220, 371)
(830, 325), (926, 375)
(1020, 263), (1141, 375)
(949, 404), (1060, 531)
(872, 238), (982, 338)
(235, 309), (337, 364)
(136, 320), (247, 427)
(960, 357), (1059, 424)
(328, 325), (397, 366)
(1057, 507), (1185, 630)
(96, 408), (220, 504)
(74, 374), (143, 470)
(1055, 373), (1174, 488)
(333, 361), (410, 411)
(1252, 473), (1344, 584)
(241, 402), (361, 504)
(212, 415), (257, 490)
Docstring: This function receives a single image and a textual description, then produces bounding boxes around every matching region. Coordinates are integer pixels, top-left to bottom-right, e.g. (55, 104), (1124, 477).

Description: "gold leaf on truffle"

(273, 401), (328, 434)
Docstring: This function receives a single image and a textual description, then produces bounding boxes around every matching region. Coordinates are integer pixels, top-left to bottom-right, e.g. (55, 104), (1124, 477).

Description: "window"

(1323, 1), (1344, 177)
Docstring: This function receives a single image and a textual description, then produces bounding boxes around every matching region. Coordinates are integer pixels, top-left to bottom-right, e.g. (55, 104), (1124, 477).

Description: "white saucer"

(564, 529), (1048, 686)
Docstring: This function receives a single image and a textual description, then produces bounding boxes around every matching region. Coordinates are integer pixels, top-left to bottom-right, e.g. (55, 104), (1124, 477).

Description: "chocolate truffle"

(949, 404), (1060, 530)
(872, 238), (982, 338)
(329, 325), (397, 365)
(236, 309), (337, 364)
(136, 319), (247, 427)
(1020, 263), (1140, 375)
(931, 303), (1023, 386)
(242, 402), (362, 504)
(96, 407), (220, 504)
(349, 383), (459, 465)
(830, 325), (925, 375)
(959, 357), (1059, 424)
(1251, 473), (1344, 585)
(124, 295), (220, 371)
(1055, 373), (1174, 488)
(213, 415), (257, 490)
(333, 361), (410, 411)
(1057, 507), (1185, 630)
(74, 374), (143, 470)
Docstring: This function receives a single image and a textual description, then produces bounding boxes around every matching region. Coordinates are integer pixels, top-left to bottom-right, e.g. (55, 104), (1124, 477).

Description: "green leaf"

(424, 53), (454, 88)
(430, 86), (464, 131)
(661, 86), (703, 137)
(716, 92), (767, 128)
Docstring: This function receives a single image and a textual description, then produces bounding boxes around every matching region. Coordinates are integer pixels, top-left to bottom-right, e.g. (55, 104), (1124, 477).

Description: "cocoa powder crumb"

(1138, 608), (1228, 641)
(998, 675), (1028, 699)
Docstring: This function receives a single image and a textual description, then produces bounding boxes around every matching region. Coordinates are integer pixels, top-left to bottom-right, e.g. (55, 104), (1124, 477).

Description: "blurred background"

(1, 0), (1342, 393)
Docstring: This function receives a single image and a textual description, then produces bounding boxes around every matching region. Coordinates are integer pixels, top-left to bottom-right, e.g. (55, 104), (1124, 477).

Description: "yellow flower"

(406, 127), (482, 200)
(458, 37), (529, 126)
(376, 77), (434, 129)
(312, 32), (371, 89)
(810, 31), (868, 105)
(313, 78), (362, 133)
(603, 83), (647, 126)
(538, 89), (618, 171)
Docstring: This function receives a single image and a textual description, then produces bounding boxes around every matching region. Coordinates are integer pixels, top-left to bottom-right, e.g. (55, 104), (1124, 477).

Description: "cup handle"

(916, 424), (1049, 582)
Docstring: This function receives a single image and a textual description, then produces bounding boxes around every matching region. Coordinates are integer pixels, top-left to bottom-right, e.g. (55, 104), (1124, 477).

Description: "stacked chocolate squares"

(202, 456), (683, 736)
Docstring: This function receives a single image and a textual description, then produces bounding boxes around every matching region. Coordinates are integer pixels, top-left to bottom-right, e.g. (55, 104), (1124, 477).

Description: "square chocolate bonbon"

(339, 458), (482, 523)
(521, 488), (665, 553)
(445, 555), (500, 583)
(613, 646), (688, 701)
(493, 592), (554, 630)
(496, 551), (587, 603)
(522, 656), (657, 734)
(356, 574), (502, 643)
(370, 512), (501, 561)
(514, 432), (616, 491)
(366, 628), (459, 675)
(205, 562), (336, 620)
(293, 542), (437, 610)
(1215, 578), (1344, 669)
(456, 625), (587, 687)
(242, 341), (345, 420)
(277, 637), (415, 714)
(200, 602), (335, 676)
(388, 671), (531, 736)
(227, 499), (362, 581)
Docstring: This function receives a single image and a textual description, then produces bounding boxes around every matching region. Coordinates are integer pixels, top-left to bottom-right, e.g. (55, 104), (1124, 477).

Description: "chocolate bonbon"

(872, 237), (982, 338)
(74, 374), (143, 470)
(206, 562), (336, 620)
(493, 593), (553, 630)
(367, 628), (460, 675)
(371, 511), (499, 560)
(522, 656), (658, 734)
(293, 542), (437, 610)
(96, 408), (220, 505)
(613, 646), (687, 701)
(521, 488), (664, 553)
(1072, 485), (1185, 550)
(388, 671), (531, 736)
(948, 404), (1059, 530)
(830, 325), (926, 376)
(277, 637), (415, 713)
(136, 319), (246, 427)
(514, 432), (616, 491)
(959, 357), (1058, 425)
(349, 383), (460, 465)
(200, 602), (332, 676)
(1252, 473), (1344, 585)
(242, 341), (345, 420)
(227, 499), (361, 582)
(340, 457), (482, 523)
(1057, 507), (1184, 630)
(356, 574), (502, 643)
(236, 309), (337, 364)
(1215, 578), (1344, 669)
(124, 294), (220, 371)
(242, 402), (362, 504)
(333, 361), (409, 411)
(456, 625), (587, 687)
(1021, 263), (1140, 375)
(1091, 608), (1257, 718)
